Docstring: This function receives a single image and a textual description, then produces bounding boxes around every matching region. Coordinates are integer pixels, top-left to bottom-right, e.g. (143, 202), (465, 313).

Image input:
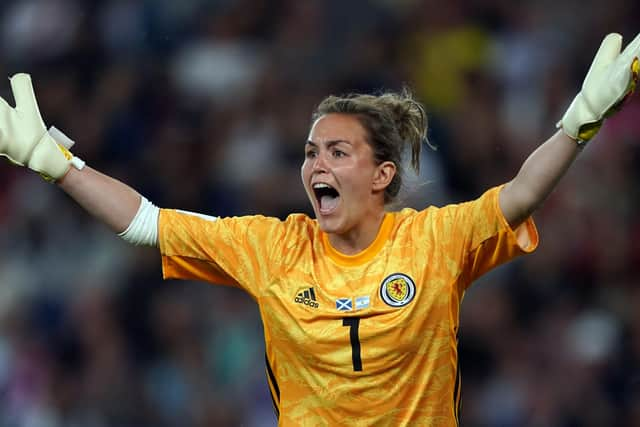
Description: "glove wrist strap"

(48, 126), (85, 171)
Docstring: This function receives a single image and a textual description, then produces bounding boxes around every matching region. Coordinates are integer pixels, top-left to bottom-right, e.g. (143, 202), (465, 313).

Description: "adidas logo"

(294, 287), (319, 309)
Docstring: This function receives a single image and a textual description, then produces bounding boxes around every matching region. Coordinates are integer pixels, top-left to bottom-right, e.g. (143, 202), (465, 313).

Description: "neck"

(327, 210), (386, 255)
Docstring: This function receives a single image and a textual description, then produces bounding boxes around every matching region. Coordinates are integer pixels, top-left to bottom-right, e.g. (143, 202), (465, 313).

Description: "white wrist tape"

(118, 196), (159, 247)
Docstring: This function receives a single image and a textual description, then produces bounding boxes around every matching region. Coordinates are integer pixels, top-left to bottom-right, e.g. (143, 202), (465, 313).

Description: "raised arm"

(57, 166), (142, 233)
(0, 73), (144, 235)
(500, 32), (640, 228)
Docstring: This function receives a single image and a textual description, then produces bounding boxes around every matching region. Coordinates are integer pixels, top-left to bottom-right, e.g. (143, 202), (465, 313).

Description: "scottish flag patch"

(336, 298), (352, 311)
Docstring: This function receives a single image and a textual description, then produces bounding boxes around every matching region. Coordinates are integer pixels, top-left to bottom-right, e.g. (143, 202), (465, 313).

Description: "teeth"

(313, 183), (332, 189)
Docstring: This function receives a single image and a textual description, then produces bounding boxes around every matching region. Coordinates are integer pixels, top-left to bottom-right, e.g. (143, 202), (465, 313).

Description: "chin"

(316, 214), (339, 234)
(319, 216), (351, 238)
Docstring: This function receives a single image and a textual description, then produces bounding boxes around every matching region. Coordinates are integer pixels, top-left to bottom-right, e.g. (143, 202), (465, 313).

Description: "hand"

(558, 32), (640, 144)
(0, 73), (74, 181)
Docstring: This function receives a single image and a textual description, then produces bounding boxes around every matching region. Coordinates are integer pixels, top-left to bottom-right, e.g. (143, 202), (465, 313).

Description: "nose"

(311, 152), (328, 172)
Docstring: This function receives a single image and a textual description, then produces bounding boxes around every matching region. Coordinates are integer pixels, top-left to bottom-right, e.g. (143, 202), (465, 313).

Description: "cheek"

(340, 172), (371, 201)
(300, 162), (312, 187)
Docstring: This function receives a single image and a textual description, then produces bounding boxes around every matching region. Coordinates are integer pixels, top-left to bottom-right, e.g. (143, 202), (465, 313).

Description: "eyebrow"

(305, 139), (351, 148)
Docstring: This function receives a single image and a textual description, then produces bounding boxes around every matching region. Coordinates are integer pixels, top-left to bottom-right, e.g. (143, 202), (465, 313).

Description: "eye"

(332, 150), (346, 158)
(305, 149), (317, 159)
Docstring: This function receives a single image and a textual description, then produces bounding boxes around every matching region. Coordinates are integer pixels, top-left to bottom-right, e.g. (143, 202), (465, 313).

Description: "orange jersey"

(159, 185), (538, 426)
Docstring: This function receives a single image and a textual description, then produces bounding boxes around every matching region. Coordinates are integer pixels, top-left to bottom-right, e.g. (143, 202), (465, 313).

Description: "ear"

(372, 161), (396, 192)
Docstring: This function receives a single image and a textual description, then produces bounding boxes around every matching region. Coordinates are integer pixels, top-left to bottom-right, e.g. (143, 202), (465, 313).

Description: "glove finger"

(9, 73), (43, 118)
(0, 95), (12, 112)
(620, 33), (640, 59)
(585, 33), (623, 81)
(0, 94), (14, 140)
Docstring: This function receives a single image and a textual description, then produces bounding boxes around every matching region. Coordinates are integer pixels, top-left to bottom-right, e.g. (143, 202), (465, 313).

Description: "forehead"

(308, 113), (368, 144)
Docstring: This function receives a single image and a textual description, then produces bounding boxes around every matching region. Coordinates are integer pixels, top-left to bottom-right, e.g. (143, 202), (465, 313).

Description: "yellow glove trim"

(57, 143), (73, 161)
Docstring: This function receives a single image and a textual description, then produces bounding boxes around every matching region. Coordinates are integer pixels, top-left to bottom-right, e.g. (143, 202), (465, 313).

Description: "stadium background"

(1, 0), (640, 425)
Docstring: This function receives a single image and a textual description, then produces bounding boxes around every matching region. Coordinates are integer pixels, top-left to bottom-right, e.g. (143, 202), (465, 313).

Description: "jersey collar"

(321, 212), (394, 267)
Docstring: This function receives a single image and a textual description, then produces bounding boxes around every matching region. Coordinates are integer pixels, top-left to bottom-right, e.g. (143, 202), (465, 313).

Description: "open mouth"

(313, 183), (340, 214)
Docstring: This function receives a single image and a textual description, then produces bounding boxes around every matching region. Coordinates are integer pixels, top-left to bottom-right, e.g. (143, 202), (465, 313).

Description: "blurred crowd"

(0, 0), (640, 426)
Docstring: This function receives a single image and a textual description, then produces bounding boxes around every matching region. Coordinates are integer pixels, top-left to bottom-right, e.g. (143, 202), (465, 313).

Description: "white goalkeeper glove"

(0, 73), (84, 182)
(557, 32), (640, 144)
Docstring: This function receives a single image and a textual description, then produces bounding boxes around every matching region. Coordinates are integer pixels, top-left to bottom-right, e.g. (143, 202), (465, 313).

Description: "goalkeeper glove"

(0, 73), (84, 182)
(557, 32), (640, 145)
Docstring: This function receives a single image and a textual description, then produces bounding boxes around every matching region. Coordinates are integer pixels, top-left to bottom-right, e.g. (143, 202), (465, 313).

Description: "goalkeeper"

(1, 33), (638, 425)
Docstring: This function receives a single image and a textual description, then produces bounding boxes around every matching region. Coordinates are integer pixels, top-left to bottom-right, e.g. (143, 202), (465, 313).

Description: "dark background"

(1, 0), (640, 425)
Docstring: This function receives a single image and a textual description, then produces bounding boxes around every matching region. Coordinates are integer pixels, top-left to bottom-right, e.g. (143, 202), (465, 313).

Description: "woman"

(0, 32), (638, 426)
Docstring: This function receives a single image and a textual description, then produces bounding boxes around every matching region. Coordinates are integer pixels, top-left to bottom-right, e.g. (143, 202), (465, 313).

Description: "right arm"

(57, 166), (142, 234)
(0, 73), (147, 237)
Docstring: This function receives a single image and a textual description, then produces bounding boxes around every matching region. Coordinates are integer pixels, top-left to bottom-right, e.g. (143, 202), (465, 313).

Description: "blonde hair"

(312, 89), (428, 204)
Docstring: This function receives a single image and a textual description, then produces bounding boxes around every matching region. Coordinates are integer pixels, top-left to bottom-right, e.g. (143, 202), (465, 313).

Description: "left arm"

(499, 130), (579, 228)
(500, 32), (640, 228)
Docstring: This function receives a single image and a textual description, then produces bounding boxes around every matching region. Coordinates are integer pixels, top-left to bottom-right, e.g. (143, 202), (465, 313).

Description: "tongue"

(320, 195), (339, 212)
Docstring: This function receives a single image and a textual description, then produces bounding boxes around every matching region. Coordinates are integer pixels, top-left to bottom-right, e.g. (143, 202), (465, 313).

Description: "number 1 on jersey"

(342, 317), (362, 371)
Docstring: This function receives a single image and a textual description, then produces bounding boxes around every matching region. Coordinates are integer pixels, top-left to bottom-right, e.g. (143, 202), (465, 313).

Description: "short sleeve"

(462, 185), (537, 282)
(158, 209), (285, 300)
(421, 185), (538, 290)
